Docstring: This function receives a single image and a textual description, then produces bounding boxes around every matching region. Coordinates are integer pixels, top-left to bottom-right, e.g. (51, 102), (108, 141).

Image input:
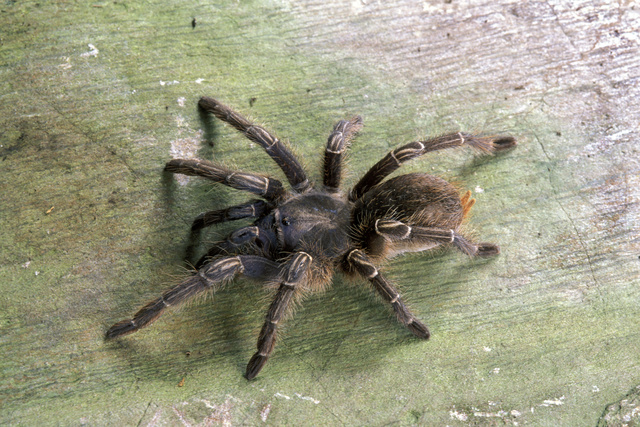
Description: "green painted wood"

(1, 1), (639, 425)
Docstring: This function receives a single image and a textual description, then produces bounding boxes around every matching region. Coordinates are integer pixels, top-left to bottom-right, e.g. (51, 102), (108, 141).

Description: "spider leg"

(198, 97), (310, 192)
(105, 255), (280, 339)
(165, 159), (286, 202)
(374, 219), (500, 257)
(194, 225), (274, 269)
(346, 249), (430, 339)
(323, 116), (363, 191)
(245, 251), (312, 380)
(349, 133), (516, 201)
(191, 199), (268, 231)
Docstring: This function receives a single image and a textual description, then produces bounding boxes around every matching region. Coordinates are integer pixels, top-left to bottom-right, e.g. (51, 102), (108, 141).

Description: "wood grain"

(1, 0), (638, 425)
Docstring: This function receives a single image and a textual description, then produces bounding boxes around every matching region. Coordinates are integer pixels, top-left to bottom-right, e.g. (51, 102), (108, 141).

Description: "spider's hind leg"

(346, 249), (430, 339)
(349, 133), (515, 201)
(374, 219), (500, 257)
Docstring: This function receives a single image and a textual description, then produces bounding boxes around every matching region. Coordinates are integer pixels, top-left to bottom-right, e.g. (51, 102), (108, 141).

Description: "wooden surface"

(1, 0), (639, 425)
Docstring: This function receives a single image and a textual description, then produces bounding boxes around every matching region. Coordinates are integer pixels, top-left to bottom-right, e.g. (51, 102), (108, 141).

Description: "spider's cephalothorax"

(106, 97), (516, 379)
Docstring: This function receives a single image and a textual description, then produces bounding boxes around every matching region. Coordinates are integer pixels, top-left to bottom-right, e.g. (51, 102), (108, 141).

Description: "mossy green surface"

(1, 1), (639, 425)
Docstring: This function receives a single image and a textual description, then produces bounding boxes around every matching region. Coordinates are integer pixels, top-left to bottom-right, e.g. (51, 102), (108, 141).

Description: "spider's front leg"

(323, 116), (362, 191)
(346, 249), (430, 339)
(198, 97), (310, 191)
(194, 223), (278, 269)
(105, 255), (279, 338)
(191, 199), (269, 231)
(165, 159), (286, 202)
(246, 251), (313, 380)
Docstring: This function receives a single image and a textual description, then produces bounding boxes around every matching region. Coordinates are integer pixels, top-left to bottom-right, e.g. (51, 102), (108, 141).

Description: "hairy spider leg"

(105, 256), (280, 339)
(323, 116), (363, 191)
(346, 249), (430, 339)
(349, 133), (516, 201)
(191, 199), (269, 231)
(374, 219), (500, 257)
(165, 159), (286, 202)
(194, 226), (266, 269)
(198, 96), (310, 192)
(245, 251), (313, 380)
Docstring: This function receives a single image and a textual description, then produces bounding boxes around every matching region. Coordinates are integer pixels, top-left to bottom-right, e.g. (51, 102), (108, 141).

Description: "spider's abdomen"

(351, 173), (464, 256)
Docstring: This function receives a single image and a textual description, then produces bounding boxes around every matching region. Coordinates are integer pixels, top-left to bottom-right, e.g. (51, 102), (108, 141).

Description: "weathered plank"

(1, 0), (638, 425)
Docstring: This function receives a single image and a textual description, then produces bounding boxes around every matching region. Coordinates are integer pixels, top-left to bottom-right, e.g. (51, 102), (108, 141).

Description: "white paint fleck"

(274, 392), (291, 400)
(35, 271), (40, 276)
(80, 44), (99, 58)
(260, 403), (271, 422)
(511, 409), (521, 417)
(475, 186), (485, 193)
(540, 395), (565, 406)
(22, 260), (31, 269)
(175, 115), (188, 128)
(592, 385), (600, 393)
(473, 410), (509, 418)
(294, 393), (320, 404)
(177, 97), (186, 107)
(483, 346), (492, 352)
(58, 57), (72, 69)
(492, 367), (500, 374)
(449, 408), (468, 421)
(195, 78), (205, 84)
(160, 80), (180, 86)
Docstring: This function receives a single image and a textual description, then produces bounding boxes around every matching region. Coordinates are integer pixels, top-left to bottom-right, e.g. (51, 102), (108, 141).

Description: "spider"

(106, 96), (516, 380)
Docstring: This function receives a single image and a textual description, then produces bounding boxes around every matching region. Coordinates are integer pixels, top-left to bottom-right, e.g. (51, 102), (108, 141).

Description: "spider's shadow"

(162, 105), (231, 265)
(196, 101), (219, 159)
(456, 148), (513, 180)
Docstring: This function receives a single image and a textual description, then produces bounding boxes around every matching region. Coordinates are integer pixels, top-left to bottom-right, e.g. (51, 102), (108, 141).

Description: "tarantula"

(106, 96), (515, 380)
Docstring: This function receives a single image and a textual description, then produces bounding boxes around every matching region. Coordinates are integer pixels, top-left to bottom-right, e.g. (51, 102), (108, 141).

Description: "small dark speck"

(444, 0), (452, 3)
(514, 85), (525, 90)
(417, 47), (421, 52)
(185, 351), (191, 357)
(192, 17), (197, 28)
(555, 131), (562, 136)
(249, 97), (257, 107)
(165, 106), (169, 111)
